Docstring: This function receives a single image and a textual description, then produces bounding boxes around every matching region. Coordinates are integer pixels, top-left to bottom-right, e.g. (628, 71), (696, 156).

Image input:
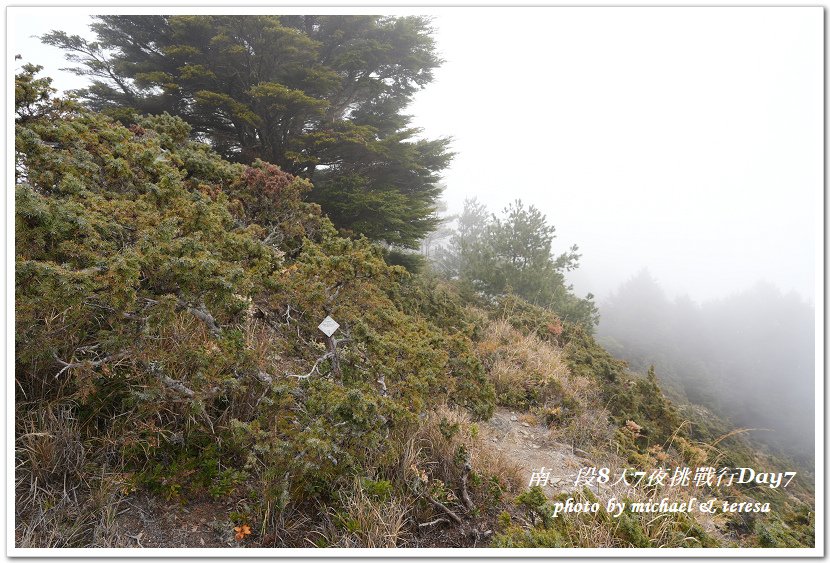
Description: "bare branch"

(286, 328), (351, 381)
(460, 460), (475, 512)
(177, 298), (222, 337)
(418, 517), (450, 529)
(147, 362), (194, 398)
(424, 495), (463, 526)
(324, 281), (343, 306)
(287, 351), (334, 380)
(161, 376), (195, 398)
(262, 225), (283, 246)
(51, 349), (129, 378)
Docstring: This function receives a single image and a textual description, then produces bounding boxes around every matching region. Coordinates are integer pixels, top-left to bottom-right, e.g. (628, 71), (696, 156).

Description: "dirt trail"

(113, 494), (242, 548)
(481, 408), (735, 545)
(481, 408), (594, 498)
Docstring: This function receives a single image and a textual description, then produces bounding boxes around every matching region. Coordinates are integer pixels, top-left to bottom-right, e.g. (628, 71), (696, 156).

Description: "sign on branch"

(318, 316), (340, 338)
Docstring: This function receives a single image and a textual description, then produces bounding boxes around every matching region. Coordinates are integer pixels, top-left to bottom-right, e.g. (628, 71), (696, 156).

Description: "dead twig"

(125, 532), (144, 548)
(287, 351), (335, 380)
(324, 282), (343, 307)
(147, 362), (195, 398)
(424, 495), (463, 526)
(288, 331), (351, 380)
(51, 350), (129, 378)
(176, 298), (222, 337)
(460, 460), (475, 512)
(418, 517), (450, 529)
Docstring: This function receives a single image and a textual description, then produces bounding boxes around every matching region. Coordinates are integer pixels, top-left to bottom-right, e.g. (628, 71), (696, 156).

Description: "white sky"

(11, 7), (823, 303)
(408, 8), (822, 303)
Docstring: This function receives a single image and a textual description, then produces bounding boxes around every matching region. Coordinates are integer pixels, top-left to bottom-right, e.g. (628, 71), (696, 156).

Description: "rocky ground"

(481, 408), (595, 498)
(111, 494), (246, 548)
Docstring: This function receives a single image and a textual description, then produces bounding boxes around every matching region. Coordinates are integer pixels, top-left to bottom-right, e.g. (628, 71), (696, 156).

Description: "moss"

(493, 525), (568, 548)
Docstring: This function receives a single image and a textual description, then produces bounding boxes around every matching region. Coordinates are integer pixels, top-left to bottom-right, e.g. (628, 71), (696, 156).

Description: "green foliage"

(14, 65), (814, 549)
(136, 442), (248, 500)
(15, 63), (67, 123)
(490, 293), (565, 341)
(496, 489), (720, 548)
(562, 321), (627, 381)
(515, 486), (555, 528)
(387, 274), (479, 337)
(493, 525), (568, 548)
(562, 323), (684, 455)
(15, 67), (495, 536)
(436, 199), (598, 329)
(42, 15), (450, 247)
(360, 478), (393, 502)
(496, 510), (512, 531)
(381, 247), (426, 273)
(755, 510), (814, 549)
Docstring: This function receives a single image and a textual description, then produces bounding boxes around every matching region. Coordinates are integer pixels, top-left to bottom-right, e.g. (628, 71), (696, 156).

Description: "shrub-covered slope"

(14, 67), (813, 549)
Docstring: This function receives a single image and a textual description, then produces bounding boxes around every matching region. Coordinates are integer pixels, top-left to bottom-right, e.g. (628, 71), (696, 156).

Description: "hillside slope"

(14, 67), (814, 549)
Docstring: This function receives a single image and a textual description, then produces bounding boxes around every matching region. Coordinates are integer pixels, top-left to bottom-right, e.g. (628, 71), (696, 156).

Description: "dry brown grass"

(15, 403), (128, 548)
(566, 510), (618, 547)
(414, 404), (524, 503)
(519, 413), (539, 425)
(475, 319), (614, 453)
(478, 320), (570, 394)
(17, 405), (86, 486)
(310, 478), (411, 548)
(549, 374), (614, 453)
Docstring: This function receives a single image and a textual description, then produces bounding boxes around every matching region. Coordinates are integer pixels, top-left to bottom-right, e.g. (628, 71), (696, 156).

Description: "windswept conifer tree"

(42, 15), (450, 247)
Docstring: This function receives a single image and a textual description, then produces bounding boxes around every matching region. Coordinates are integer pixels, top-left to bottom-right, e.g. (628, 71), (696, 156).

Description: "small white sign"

(318, 316), (340, 337)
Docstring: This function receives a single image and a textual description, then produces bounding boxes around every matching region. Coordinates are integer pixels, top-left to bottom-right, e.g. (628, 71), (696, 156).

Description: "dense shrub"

(14, 66), (495, 546)
(14, 66), (813, 549)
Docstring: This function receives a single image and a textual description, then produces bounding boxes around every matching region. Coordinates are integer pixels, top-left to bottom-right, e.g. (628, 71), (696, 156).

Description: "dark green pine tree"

(42, 15), (451, 248)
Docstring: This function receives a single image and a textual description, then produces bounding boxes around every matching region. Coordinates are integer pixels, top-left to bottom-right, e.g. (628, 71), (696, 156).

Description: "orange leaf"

(234, 524), (252, 541)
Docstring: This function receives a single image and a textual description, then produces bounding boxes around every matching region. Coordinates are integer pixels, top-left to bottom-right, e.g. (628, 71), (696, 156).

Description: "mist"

(11, 8), (821, 550)
(407, 8), (821, 305)
(409, 8), (820, 463)
(14, 5), (820, 457)
(13, 8), (821, 304)
(597, 270), (815, 462)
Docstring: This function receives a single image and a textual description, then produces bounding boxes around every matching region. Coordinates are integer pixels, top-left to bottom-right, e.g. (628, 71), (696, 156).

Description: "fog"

(13, 8), (821, 304)
(597, 270), (815, 461)
(408, 9), (820, 461)
(408, 8), (821, 305)
(11, 7), (821, 458)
